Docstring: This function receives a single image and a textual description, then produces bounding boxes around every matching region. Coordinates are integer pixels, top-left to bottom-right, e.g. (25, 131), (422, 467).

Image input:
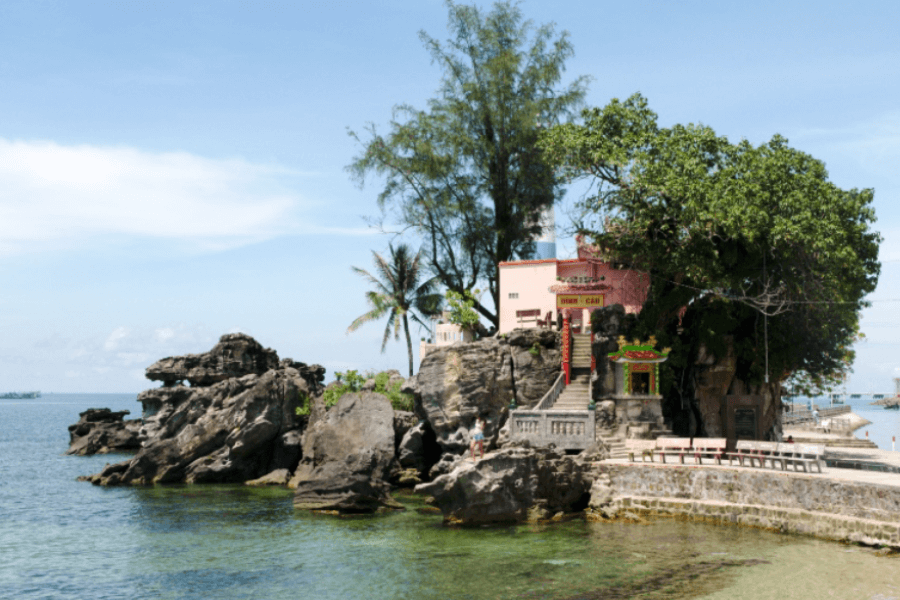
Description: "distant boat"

(0, 391), (41, 399)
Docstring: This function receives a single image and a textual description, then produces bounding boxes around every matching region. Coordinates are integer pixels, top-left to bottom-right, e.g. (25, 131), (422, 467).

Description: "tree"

(445, 288), (481, 331)
(347, 244), (443, 376)
(347, 1), (588, 331)
(540, 94), (880, 412)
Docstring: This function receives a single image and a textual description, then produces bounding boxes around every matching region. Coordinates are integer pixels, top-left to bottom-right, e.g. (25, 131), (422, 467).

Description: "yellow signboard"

(556, 294), (604, 309)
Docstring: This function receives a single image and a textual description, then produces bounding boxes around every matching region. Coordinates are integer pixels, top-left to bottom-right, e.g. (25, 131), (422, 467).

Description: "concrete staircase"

(553, 370), (591, 410)
(600, 434), (627, 459)
(570, 334), (592, 369)
(552, 335), (593, 411)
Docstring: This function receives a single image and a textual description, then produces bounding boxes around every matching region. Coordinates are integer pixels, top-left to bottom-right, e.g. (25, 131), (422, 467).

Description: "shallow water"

(2, 394), (899, 600)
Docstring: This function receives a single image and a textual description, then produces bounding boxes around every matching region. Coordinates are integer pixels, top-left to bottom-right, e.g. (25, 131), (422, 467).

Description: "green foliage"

(322, 369), (415, 412)
(294, 391), (310, 416)
(445, 289), (481, 331)
(528, 342), (541, 356)
(348, 244), (443, 376)
(541, 93), (881, 389)
(347, 1), (588, 330)
(374, 371), (415, 412)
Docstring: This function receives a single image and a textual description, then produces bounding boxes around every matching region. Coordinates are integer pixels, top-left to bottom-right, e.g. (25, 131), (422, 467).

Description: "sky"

(1, 0), (899, 394)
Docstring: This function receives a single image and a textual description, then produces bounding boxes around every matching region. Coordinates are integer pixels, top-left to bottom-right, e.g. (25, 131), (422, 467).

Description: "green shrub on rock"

(320, 369), (414, 412)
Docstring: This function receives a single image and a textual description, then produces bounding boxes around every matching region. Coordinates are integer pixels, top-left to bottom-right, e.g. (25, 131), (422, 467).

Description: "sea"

(2, 393), (900, 600)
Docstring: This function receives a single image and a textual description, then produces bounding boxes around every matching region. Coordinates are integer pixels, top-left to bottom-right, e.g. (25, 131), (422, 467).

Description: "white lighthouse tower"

(533, 206), (556, 260)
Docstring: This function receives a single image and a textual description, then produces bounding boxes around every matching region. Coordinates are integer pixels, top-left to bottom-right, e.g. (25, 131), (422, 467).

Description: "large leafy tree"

(347, 244), (443, 377)
(348, 1), (587, 331)
(540, 94), (880, 418)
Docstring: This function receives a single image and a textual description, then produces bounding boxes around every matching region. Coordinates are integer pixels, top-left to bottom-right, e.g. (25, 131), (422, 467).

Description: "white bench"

(692, 438), (727, 465)
(777, 443), (825, 473)
(626, 439), (656, 462)
(656, 437), (692, 464)
(727, 440), (780, 468)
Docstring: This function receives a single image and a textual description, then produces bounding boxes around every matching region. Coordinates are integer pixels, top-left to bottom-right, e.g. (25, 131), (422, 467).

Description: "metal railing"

(783, 405), (850, 425)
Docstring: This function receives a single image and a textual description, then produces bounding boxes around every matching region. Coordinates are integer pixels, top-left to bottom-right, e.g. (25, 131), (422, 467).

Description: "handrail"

(534, 371), (566, 411)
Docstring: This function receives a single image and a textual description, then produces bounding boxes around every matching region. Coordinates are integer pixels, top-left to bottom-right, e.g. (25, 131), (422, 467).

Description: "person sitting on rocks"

(470, 416), (485, 461)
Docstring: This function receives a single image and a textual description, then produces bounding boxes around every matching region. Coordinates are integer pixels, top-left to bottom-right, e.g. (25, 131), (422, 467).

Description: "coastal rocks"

(397, 422), (441, 476)
(506, 328), (562, 407)
(415, 447), (592, 525)
(145, 333), (280, 387)
(66, 408), (142, 455)
(290, 392), (401, 512)
(403, 329), (560, 454)
(81, 334), (322, 486)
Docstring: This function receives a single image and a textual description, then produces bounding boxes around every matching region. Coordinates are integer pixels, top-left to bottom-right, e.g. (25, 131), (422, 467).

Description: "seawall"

(595, 464), (900, 549)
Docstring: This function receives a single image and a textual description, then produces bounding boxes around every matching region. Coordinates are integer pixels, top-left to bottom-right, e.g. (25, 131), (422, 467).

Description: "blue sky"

(1, 0), (899, 393)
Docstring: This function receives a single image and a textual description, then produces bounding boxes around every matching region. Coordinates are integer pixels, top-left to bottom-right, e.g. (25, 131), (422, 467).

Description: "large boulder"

(66, 408), (142, 455)
(144, 333), (281, 387)
(290, 392), (401, 512)
(415, 447), (593, 525)
(80, 335), (321, 486)
(402, 330), (559, 455)
(506, 328), (562, 407)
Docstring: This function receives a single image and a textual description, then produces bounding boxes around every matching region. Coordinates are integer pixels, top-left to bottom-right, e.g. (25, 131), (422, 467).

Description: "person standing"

(470, 416), (485, 461)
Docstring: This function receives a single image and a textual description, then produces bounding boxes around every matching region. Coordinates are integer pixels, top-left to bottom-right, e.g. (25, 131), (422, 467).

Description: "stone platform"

(593, 457), (900, 548)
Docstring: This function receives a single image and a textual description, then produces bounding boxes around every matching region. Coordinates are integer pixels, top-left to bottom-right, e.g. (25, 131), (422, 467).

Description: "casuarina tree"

(347, 244), (443, 377)
(348, 1), (588, 332)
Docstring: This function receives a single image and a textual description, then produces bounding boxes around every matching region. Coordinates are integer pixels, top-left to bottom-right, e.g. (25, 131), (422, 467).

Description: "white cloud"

(0, 139), (371, 255)
(154, 327), (176, 343)
(104, 326), (130, 351)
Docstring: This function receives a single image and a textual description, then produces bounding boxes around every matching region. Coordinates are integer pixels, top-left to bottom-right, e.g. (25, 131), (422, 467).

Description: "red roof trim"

(498, 259), (559, 266)
(499, 258), (589, 267)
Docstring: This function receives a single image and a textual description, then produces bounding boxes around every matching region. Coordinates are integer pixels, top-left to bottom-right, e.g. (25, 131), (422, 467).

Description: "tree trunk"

(403, 313), (413, 377)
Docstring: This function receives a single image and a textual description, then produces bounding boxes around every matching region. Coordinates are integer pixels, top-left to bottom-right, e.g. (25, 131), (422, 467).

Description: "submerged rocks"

(415, 447), (593, 525)
(80, 334), (323, 487)
(66, 408), (142, 455)
(290, 392), (401, 512)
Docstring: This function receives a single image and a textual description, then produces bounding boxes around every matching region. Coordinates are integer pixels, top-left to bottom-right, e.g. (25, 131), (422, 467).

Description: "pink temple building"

(498, 236), (650, 334)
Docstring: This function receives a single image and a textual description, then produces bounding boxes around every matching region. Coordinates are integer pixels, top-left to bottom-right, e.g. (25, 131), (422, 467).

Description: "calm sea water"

(2, 394), (899, 600)
(795, 394), (900, 451)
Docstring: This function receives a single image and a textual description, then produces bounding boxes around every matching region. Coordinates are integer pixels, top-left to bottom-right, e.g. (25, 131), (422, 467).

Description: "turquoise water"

(2, 394), (900, 600)
(793, 394), (900, 450)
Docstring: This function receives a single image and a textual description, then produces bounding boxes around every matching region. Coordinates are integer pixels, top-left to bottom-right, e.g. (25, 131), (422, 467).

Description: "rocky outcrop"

(402, 329), (560, 454)
(145, 333), (281, 387)
(66, 408), (142, 455)
(506, 329), (562, 407)
(290, 392), (401, 512)
(415, 447), (593, 524)
(80, 334), (324, 486)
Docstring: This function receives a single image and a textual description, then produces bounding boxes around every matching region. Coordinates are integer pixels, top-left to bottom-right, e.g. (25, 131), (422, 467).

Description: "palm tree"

(347, 244), (443, 376)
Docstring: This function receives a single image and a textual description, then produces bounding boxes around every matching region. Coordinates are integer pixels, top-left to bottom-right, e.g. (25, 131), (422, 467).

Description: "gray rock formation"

(145, 333), (280, 387)
(396, 421), (442, 479)
(80, 334), (324, 486)
(290, 392), (401, 512)
(66, 408), (142, 455)
(402, 328), (560, 454)
(415, 447), (593, 525)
